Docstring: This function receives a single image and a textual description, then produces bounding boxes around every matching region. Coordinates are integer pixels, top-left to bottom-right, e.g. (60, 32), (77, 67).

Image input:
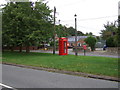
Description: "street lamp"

(74, 14), (78, 56)
(58, 20), (61, 24)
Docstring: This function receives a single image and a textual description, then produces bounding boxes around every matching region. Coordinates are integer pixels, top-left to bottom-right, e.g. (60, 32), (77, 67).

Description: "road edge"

(2, 62), (120, 82)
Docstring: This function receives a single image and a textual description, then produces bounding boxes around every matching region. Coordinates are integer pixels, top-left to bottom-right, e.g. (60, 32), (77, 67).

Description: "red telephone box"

(59, 37), (68, 55)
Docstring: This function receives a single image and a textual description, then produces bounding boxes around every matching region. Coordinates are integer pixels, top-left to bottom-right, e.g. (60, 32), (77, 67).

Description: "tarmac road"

(30, 49), (119, 58)
(2, 64), (118, 88)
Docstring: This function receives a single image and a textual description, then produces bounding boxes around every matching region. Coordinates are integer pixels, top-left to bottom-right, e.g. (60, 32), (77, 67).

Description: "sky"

(0, 0), (119, 36)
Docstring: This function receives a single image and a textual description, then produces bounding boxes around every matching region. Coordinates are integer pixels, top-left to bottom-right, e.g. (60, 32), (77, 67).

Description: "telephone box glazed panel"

(59, 37), (68, 55)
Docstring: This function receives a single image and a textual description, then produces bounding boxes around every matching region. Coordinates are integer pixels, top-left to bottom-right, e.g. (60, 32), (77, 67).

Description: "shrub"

(84, 36), (97, 51)
(106, 37), (116, 47)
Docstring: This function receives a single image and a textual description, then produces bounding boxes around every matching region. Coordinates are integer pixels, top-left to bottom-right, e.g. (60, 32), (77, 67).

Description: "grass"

(2, 51), (119, 77)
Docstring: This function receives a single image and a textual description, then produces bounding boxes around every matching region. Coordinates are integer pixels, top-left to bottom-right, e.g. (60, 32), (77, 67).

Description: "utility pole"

(58, 20), (61, 38)
(118, 2), (120, 27)
(74, 14), (78, 56)
(53, 6), (56, 54)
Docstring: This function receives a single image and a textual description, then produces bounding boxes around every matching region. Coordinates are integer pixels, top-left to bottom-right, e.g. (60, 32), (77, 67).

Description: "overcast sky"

(0, 0), (119, 36)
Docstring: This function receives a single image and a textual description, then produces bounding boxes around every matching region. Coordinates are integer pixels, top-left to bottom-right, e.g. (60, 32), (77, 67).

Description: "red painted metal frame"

(59, 37), (68, 55)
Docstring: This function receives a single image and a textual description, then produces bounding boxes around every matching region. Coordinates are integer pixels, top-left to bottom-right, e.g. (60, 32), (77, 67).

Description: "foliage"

(1, 1), (86, 52)
(65, 26), (84, 36)
(106, 37), (116, 47)
(100, 21), (118, 47)
(66, 27), (76, 36)
(77, 31), (84, 36)
(2, 2), (53, 52)
(55, 25), (84, 37)
(55, 25), (68, 37)
(118, 16), (120, 47)
(96, 36), (100, 41)
(85, 32), (93, 36)
(100, 22), (117, 39)
(84, 36), (97, 51)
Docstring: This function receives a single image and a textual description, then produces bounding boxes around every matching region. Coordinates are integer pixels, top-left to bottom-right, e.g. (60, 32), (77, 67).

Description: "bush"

(84, 36), (97, 51)
(106, 37), (116, 47)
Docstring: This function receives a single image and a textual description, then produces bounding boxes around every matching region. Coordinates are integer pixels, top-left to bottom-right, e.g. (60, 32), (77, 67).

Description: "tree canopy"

(2, 1), (53, 52)
(84, 36), (97, 51)
(1, 1), (97, 53)
(100, 21), (118, 47)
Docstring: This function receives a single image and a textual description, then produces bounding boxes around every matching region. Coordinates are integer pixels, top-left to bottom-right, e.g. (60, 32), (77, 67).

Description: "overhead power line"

(60, 15), (118, 23)
(78, 15), (118, 21)
(78, 25), (98, 30)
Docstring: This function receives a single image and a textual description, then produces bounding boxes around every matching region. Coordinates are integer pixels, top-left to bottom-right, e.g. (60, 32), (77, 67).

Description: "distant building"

(95, 40), (106, 48)
(67, 36), (88, 47)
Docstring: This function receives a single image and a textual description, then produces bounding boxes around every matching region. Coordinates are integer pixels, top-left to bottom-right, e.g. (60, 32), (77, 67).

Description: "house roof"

(67, 36), (88, 42)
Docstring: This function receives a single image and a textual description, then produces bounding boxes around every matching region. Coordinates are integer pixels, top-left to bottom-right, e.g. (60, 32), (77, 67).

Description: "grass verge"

(2, 51), (119, 77)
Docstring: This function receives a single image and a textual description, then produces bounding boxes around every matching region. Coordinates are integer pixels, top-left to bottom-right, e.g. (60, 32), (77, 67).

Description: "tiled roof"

(68, 36), (88, 42)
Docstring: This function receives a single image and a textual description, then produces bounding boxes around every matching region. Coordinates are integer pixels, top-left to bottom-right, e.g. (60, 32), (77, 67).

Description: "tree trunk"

(19, 45), (22, 52)
(2, 49), (4, 52)
(91, 46), (95, 51)
(26, 46), (30, 53)
(11, 46), (14, 51)
(2, 45), (4, 52)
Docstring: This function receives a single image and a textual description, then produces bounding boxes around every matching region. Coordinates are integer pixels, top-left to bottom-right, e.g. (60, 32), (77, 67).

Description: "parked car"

(103, 45), (107, 50)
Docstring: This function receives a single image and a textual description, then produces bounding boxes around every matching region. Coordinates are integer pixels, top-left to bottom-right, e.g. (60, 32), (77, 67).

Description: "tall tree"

(118, 16), (120, 47)
(100, 21), (118, 47)
(85, 32), (93, 36)
(2, 1), (53, 52)
(100, 21), (117, 40)
(66, 27), (76, 36)
(77, 31), (84, 36)
(2, 2), (18, 51)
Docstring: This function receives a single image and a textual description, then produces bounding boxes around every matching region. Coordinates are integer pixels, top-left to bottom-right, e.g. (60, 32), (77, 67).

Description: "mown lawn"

(2, 51), (119, 77)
